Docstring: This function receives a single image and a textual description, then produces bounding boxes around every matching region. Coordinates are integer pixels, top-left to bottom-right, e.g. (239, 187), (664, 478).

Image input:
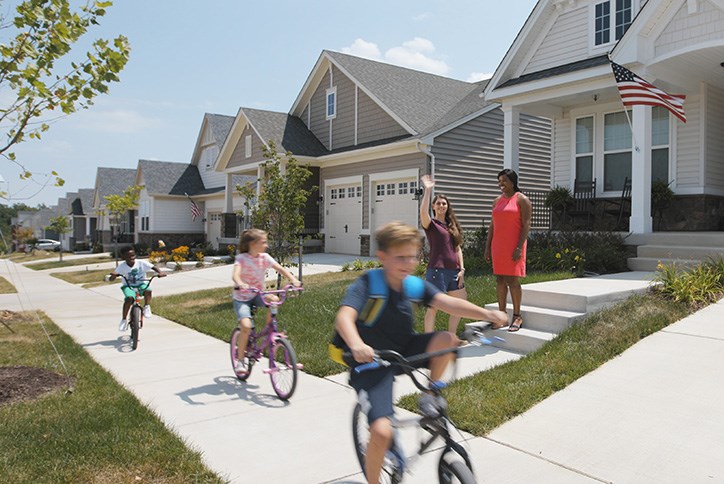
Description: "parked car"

(33, 239), (61, 251)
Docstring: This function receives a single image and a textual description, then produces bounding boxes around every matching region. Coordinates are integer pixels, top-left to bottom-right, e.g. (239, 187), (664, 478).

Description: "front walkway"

(0, 256), (721, 483)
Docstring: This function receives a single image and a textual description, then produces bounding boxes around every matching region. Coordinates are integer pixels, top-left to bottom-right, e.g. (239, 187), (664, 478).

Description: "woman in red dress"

(484, 169), (532, 332)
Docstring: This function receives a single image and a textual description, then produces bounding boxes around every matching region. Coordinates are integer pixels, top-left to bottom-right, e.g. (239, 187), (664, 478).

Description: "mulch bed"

(0, 366), (69, 406)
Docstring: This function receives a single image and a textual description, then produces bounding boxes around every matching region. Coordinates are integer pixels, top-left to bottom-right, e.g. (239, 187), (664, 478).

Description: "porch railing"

(527, 189), (550, 230)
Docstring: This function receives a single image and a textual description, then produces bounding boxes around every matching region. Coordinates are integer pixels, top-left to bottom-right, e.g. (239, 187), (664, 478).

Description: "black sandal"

(509, 314), (523, 332)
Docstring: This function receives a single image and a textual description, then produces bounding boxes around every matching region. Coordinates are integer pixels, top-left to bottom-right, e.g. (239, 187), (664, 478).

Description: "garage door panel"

(326, 183), (362, 254)
(371, 178), (419, 252)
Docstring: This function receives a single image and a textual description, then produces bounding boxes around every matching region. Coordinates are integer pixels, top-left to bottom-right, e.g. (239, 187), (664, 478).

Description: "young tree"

(100, 185), (139, 264)
(237, 141), (315, 273)
(0, 0), (131, 194)
(46, 214), (70, 261)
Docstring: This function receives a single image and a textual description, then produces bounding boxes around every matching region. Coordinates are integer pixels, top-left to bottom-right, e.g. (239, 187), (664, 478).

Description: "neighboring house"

(484, 0), (724, 234)
(54, 195), (72, 251)
(92, 167), (137, 247)
(188, 113), (255, 249)
(135, 159), (206, 249)
(69, 188), (97, 249)
(215, 50), (552, 255)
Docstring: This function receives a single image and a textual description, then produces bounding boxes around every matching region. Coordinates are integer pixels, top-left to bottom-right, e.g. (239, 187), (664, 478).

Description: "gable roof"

(95, 167), (137, 202)
(190, 113), (235, 165)
(138, 160), (205, 196)
(77, 188), (95, 215)
(241, 107), (328, 157)
(296, 50), (482, 137)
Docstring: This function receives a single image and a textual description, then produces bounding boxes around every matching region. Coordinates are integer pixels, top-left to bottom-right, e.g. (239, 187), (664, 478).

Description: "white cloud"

(341, 39), (382, 61)
(340, 37), (450, 76)
(73, 109), (162, 134)
(466, 72), (494, 83)
(413, 12), (432, 21)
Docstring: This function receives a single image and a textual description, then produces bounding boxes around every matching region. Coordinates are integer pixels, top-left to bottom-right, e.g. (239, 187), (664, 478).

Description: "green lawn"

(0, 250), (57, 262)
(0, 276), (17, 293)
(0, 311), (221, 482)
(153, 270), (572, 378)
(25, 255), (114, 271)
(51, 268), (119, 287)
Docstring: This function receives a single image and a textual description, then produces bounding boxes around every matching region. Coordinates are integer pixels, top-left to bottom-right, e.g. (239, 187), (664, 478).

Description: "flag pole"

(609, 55), (640, 153)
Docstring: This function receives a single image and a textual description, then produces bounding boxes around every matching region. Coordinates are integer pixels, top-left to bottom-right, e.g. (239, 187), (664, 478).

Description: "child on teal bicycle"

(331, 221), (507, 484)
(232, 229), (301, 374)
(108, 246), (167, 331)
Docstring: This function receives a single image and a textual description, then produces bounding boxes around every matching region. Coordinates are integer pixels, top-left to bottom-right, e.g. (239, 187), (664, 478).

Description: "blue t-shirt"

(339, 271), (440, 352)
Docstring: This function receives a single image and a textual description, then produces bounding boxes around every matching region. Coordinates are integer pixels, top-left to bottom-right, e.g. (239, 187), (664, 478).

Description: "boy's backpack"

(328, 269), (425, 367)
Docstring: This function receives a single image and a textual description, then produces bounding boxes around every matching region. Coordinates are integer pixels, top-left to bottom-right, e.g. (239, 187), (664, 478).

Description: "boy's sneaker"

(417, 392), (446, 418)
(118, 319), (128, 332)
(143, 306), (152, 319)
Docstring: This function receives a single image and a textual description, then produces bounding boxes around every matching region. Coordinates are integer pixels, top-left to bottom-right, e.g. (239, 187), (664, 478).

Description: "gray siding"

(432, 108), (551, 230)
(357, 89), (409, 144)
(523, 6), (588, 75)
(227, 125), (266, 170)
(310, 69), (331, 149)
(676, 93), (701, 188)
(553, 116), (572, 188)
(706, 85), (724, 190)
(333, 65), (357, 149)
(321, 152), (426, 230)
(656, 1), (724, 58)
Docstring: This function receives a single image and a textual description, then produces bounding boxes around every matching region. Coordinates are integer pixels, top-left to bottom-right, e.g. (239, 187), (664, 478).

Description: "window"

(651, 106), (670, 183)
(398, 182), (409, 195)
(331, 188), (338, 200)
(338, 188), (345, 199)
(245, 135), (252, 158)
(410, 181), (417, 193)
(356, 186), (362, 198)
(141, 217), (149, 231)
(594, 0), (633, 46)
(603, 110), (632, 191)
(376, 184), (385, 196)
(326, 87), (337, 119)
(347, 187), (355, 198)
(386, 183), (395, 195)
(575, 116), (594, 183)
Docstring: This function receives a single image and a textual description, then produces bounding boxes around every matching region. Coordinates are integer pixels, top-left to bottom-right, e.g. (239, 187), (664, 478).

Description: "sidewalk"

(1, 256), (722, 483)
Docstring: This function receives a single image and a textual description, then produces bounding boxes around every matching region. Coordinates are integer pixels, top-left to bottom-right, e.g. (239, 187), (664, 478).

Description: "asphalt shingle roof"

(242, 108), (329, 157)
(206, 113), (235, 148)
(498, 55), (610, 89)
(96, 167), (137, 201)
(138, 160), (205, 196)
(77, 188), (94, 215)
(324, 50), (485, 136)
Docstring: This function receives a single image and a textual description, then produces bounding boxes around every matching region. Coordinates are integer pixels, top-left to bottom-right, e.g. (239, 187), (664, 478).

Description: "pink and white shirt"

(232, 252), (276, 301)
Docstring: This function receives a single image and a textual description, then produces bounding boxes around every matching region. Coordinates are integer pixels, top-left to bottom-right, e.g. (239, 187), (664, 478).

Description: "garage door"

(326, 183), (362, 254)
(371, 177), (418, 252)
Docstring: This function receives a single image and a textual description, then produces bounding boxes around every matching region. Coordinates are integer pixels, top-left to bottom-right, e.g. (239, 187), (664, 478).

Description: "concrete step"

(625, 232), (724, 247)
(637, 245), (724, 260)
(627, 257), (701, 272)
(465, 321), (556, 354)
(484, 304), (586, 333)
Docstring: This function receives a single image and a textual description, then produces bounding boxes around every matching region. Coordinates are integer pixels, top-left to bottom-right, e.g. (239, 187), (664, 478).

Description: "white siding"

(204, 193), (246, 213)
(553, 115), (572, 188)
(198, 143), (225, 188)
(523, 6), (588, 75)
(676, 93), (701, 188)
(706, 85), (724, 190)
(152, 198), (205, 232)
(655, 0), (724, 58)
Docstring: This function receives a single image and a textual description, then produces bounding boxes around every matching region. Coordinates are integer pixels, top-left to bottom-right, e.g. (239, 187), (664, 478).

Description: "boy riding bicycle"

(108, 246), (166, 331)
(333, 221), (507, 484)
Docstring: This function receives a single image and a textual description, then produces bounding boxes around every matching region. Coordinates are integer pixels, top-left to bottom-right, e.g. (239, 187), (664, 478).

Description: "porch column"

(629, 105), (652, 234)
(503, 105), (520, 172)
(224, 173), (233, 212)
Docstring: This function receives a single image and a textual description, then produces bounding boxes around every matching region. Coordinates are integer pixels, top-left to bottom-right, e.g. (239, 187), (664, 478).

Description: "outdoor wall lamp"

(412, 188), (424, 200)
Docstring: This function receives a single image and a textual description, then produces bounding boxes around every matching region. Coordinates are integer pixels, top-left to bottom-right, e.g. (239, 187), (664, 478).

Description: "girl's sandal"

(509, 314), (523, 332)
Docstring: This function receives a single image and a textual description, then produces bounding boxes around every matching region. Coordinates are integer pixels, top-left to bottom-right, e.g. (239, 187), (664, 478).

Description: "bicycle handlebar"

(116, 273), (159, 288)
(233, 284), (303, 307)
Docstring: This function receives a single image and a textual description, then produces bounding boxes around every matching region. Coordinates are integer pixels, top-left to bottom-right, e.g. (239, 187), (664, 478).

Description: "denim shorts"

(233, 294), (265, 322)
(425, 267), (463, 292)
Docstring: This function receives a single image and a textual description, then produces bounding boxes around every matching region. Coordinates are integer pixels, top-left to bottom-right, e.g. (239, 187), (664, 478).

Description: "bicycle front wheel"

(230, 328), (253, 381)
(268, 337), (298, 400)
(352, 403), (402, 484)
(129, 305), (141, 350)
(438, 459), (476, 484)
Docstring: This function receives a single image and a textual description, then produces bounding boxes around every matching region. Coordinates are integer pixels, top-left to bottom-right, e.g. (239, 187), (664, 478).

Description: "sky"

(2, 0), (538, 207)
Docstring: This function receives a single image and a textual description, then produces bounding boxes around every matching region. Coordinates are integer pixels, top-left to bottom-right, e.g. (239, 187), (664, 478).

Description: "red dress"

(491, 194), (526, 277)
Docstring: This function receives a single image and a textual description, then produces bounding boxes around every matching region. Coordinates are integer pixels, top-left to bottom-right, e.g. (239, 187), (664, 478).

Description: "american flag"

(610, 61), (686, 123)
(189, 198), (201, 221)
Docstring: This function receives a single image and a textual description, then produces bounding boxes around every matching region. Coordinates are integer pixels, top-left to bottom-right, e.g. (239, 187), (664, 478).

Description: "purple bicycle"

(230, 285), (303, 400)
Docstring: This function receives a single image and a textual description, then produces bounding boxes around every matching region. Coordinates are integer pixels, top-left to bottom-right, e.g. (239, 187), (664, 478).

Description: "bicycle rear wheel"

(352, 402), (403, 484)
(129, 305), (141, 350)
(438, 460), (476, 484)
(268, 338), (298, 400)
(230, 328), (254, 381)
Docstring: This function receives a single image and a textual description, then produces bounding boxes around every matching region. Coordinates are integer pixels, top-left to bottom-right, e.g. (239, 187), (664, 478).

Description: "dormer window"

(326, 87), (337, 120)
(594, 0), (633, 46)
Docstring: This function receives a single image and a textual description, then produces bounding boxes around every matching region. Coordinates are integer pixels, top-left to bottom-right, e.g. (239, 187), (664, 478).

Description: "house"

(484, 0), (724, 238)
(187, 113), (255, 249)
(214, 50), (552, 255)
(69, 188), (97, 250)
(93, 167), (137, 247)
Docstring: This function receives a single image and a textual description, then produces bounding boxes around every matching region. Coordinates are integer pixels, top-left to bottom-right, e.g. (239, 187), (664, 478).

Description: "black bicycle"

(349, 328), (501, 483)
(117, 274), (158, 350)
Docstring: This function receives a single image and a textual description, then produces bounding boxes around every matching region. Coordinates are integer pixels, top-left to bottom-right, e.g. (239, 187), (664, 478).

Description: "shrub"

(227, 244), (237, 256)
(171, 246), (189, 263)
(555, 247), (585, 276)
(132, 242), (149, 256)
(527, 230), (628, 274)
(462, 226), (490, 273)
(149, 250), (168, 265)
(654, 259), (724, 307)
